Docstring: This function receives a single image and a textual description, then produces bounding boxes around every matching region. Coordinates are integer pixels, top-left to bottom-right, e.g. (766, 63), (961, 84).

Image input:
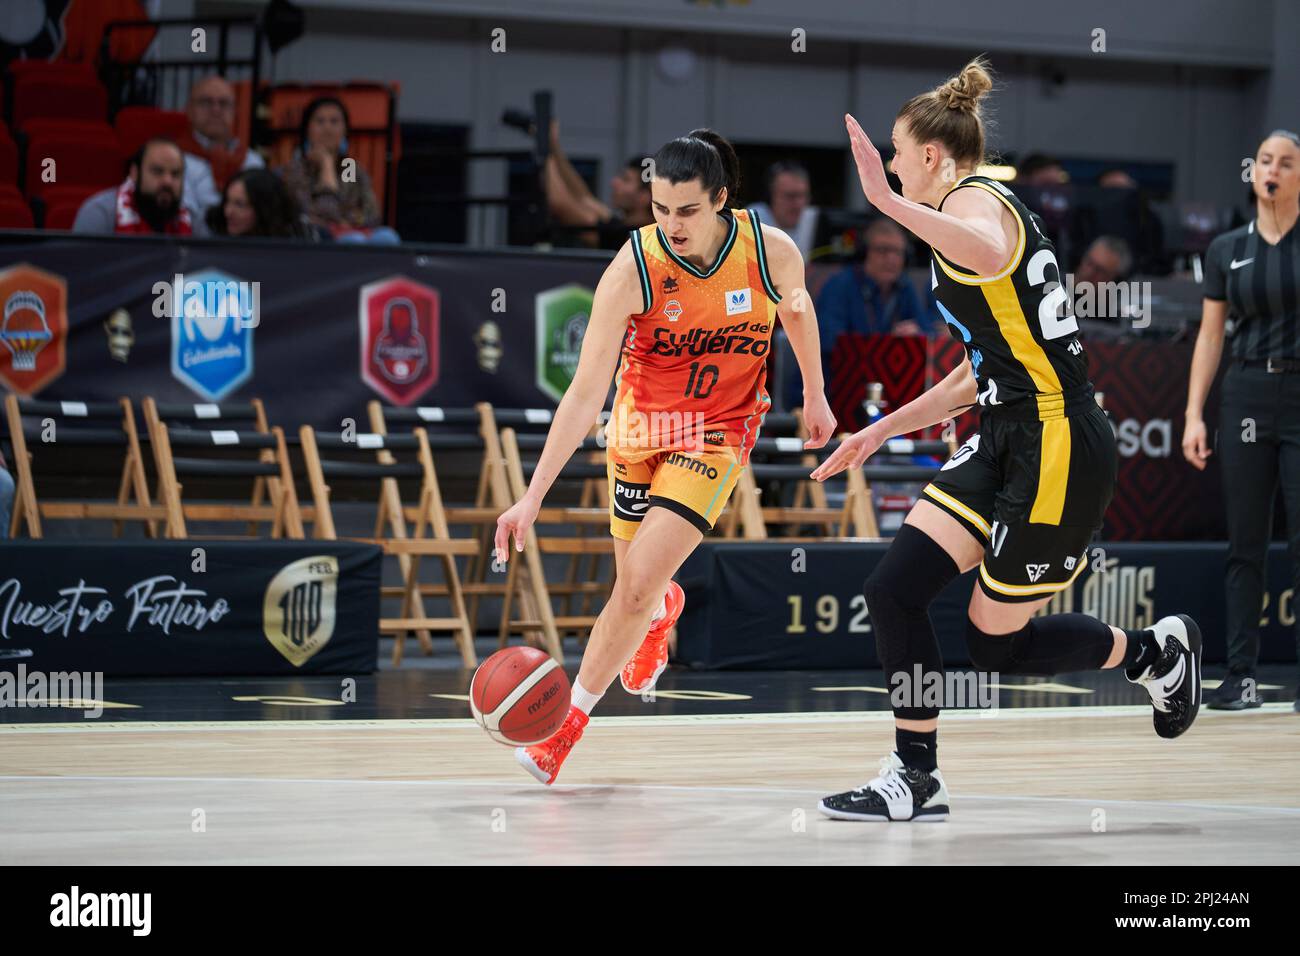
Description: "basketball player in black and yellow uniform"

(811, 58), (1203, 822)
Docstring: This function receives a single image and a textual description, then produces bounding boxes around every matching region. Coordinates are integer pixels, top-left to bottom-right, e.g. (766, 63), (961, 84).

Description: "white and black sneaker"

(818, 752), (950, 822)
(1126, 614), (1202, 739)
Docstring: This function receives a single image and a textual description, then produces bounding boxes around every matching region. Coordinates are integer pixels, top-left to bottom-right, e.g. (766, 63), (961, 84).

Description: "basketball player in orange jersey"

(496, 128), (837, 785)
(811, 57), (1201, 821)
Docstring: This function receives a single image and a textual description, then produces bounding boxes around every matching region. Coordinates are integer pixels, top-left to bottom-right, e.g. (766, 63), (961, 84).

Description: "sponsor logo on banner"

(0, 263), (67, 396)
(359, 276), (440, 405)
(1080, 556), (1157, 629)
(1113, 417), (1172, 459)
(0, 574), (231, 641)
(170, 267), (254, 401)
(536, 284), (593, 403)
(263, 556), (339, 667)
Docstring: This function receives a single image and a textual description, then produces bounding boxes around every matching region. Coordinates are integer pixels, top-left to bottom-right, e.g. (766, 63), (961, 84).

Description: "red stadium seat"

(6, 61), (98, 82)
(11, 76), (109, 128)
(34, 183), (99, 229)
(43, 198), (89, 230)
(0, 128), (16, 187)
(114, 106), (190, 156)
(23, 129), (123, 201)
(0, 183), (22, 203)
(18, 117), (115, 140)
(0, 194), (34, 229)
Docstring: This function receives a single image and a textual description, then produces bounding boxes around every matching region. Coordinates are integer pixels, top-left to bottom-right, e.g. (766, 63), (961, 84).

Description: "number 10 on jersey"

(684, 362), (720, 399)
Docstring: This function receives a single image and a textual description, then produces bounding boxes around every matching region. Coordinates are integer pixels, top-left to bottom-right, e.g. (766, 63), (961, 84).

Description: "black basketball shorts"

(921, 403), (1118, 603)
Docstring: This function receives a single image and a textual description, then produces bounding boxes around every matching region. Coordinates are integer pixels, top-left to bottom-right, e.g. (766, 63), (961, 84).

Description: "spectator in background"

(544, 121), (653, 250)
(206, 168), (317, 239)
(784, 218), (935, 407)
(1072, 236), (1134, 324)
(1098, 168), (1138, 190)
(72, 138), (199, 236)
(1016, 153), (1068, 185)
(1095, 166), (1169, 275)
(1075, 235), (1133, 286)
(278, 96), (398, 243)
(749, 161), (820, 260)
(179, 75), (265, 223)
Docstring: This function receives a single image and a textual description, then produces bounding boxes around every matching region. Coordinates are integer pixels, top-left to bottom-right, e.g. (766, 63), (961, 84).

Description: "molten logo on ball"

(470, 647), (572, 746)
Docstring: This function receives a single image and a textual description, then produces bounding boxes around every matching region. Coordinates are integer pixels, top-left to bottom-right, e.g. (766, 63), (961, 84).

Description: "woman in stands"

(277, 96), (398, 244)
(496, 129), (837, 784)
(810, 57), (1201, 822)
(206, 168), (317, 239)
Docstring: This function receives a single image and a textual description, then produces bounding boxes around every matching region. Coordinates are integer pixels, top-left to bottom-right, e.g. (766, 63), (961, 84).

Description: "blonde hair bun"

(939, 56), (994, 112)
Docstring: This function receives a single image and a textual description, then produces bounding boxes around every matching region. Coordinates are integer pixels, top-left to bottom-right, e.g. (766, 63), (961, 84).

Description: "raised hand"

(845, 114), (893, 207)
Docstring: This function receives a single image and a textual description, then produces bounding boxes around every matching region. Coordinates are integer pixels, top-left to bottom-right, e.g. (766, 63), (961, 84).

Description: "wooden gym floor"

(1, 667), (1297, 865)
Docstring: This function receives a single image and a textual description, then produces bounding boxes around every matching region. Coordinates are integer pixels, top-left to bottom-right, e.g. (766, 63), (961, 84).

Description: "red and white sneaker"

(620, 579), (685, 695)
(515, 707), (589, 785)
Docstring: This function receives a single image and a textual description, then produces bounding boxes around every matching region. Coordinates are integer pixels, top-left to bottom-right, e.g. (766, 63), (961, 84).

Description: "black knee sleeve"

(966, 613), (1115, 676)
(965, 619), (1018, 673)
(865, 525), (961, 720)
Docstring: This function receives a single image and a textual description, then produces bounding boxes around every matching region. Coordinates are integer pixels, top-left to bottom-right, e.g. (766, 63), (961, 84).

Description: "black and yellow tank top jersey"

(931, 175), (1095, 421)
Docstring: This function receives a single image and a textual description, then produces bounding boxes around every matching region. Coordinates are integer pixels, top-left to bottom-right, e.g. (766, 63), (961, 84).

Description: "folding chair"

(143, 398), (304, 539)
(721, 431), (954, 539)
(369, 402), (613, 644)
(491, 427), (617, 661)
(298, 423), (477, 666)
(3, 394), (160, 538)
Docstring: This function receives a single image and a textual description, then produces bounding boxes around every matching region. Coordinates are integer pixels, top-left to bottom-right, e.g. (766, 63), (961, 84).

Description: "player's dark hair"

(653, 128), (740, 207)
(897, 56), (995, 168)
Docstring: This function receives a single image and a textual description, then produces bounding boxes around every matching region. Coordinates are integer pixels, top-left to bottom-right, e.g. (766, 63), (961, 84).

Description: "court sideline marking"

(0, 701), (1295, 732)
(1, 773), (1298, 817)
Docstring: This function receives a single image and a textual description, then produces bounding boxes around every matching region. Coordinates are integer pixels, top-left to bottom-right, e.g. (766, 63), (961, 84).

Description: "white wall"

(193, 0), (1276, 213)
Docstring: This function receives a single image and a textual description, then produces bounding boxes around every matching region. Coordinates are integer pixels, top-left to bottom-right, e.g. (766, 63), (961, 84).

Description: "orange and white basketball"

(469, 647), (571, 746)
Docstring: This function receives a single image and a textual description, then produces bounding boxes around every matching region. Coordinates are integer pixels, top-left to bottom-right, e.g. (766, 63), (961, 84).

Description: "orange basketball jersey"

(606, 208), (781, 464)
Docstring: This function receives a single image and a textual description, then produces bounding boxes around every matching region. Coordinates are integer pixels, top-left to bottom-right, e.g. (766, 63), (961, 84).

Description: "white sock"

(570, 679), (603, 716)
(649, 595), (668, 626)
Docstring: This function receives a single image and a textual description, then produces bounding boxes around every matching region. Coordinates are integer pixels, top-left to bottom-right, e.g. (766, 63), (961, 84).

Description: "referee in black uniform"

(1183, 130), (1300, 713)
